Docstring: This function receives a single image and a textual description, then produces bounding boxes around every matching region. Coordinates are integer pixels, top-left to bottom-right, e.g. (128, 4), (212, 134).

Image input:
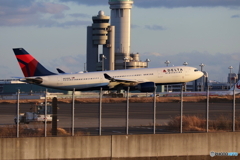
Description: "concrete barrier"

(0, 136), (111, 160)
(0, 132), (239, 159)
(112, 132), (240, 158)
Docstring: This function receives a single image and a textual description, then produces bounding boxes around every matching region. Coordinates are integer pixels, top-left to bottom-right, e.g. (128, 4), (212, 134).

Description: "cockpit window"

(194, 69), (198, 72)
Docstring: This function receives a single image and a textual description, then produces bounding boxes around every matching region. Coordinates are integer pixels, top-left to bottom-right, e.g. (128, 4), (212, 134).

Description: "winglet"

(56, 68), (65, 74)
(104, 73), (114, 81)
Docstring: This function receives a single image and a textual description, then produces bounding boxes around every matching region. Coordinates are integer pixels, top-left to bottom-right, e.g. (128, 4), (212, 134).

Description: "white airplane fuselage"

(35, 66), (203, 91)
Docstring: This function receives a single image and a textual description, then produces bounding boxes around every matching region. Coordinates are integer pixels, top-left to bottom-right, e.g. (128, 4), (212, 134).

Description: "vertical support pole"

(153, 85), (157, 134)
(72, 88), (75, 136)
(180, 84), (183, 133)
(99, 88), (102, 136)
(233, 85), (235, 132)
(44, 89), (47, 137)
(52, 97), (58, 136)
(102, 59), (104, 71)
(16, 89), (20, 138)
(126, 87), (130, 135)
(206, 85), (209, 133)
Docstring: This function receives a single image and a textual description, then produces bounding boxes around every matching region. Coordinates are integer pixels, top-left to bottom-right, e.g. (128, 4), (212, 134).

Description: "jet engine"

(26, 77), (43, 84)
(137, 82), (156, 92)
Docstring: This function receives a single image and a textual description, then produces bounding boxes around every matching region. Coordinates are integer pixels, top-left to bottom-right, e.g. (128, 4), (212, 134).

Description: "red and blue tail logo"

(13, 48), (56, 77)
(236, 81), (240, 89)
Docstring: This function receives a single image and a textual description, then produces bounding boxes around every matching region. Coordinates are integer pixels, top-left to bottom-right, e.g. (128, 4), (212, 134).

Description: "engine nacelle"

(137, 82), (156, 92)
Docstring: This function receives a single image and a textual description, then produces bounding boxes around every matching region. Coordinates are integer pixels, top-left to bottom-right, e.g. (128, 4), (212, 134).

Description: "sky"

(0, 0), (240, 82)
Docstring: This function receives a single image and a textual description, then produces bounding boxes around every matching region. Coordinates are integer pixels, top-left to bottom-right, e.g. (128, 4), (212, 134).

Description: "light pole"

(102, 55), (106, 71)
(165, 60), (170, 67)
(84, 63), (86, 72)
(229, 66), (233, 88)
(124, 57), (129, 69)
(183, 62), (188, 66)
(199, 63), (205, 91)
(165, 60), (170, 92)
(183, 62), (188, 91)
(145, 59), (150, 68)
(199, 63), (205, 71)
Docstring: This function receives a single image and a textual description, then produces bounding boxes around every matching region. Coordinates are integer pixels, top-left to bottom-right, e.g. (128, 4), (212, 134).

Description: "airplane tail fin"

(229, 80), (240, 91)
(13, 48), (56, 77)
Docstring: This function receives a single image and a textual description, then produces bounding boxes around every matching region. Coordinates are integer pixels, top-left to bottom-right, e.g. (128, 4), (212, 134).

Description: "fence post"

(16, 89), (20, 138)
(52, 97), (58, 136)
(126, 87), (130, 135)
(206, 85), (209, 132)
(72, 88), (75, 136)
(180, 84), (183, 133)
(44, 89), (47, 137)
(99, 88), (102, 135)
(233, 85), (236, 132)
(153, 85), (157, 134)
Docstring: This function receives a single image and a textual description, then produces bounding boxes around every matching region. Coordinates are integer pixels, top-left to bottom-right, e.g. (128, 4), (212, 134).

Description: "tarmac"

(0, 102), (239, 135)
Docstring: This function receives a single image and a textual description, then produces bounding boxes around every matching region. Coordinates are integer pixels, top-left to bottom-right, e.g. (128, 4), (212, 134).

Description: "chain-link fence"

(0, 87), (239, 138)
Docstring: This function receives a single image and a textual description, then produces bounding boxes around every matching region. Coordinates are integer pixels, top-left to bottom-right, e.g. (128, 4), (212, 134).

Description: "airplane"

(159, 81), (240, 97)
(13, 48), (203, 92)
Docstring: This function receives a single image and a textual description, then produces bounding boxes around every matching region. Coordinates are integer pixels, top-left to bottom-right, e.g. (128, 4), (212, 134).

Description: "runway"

(0, 102), (239, 135)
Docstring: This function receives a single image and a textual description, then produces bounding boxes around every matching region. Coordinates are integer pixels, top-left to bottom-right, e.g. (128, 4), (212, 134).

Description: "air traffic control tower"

(87, 0), (148, 71)
(87, 11), (115, 71)
(109, 0), (148, 70)
(109, 0), (133, 69)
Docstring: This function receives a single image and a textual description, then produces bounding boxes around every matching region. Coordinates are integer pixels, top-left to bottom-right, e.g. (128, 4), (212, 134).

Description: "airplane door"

(57, 77), (63, 86)
(100, 75), (103, 83)
(185, 68), (190, 79)
(158, 70), (163, 78)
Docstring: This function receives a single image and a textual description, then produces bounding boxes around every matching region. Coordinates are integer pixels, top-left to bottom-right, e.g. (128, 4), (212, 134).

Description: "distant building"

(86, 0), (149, 72)
(86, 11), (115, 71)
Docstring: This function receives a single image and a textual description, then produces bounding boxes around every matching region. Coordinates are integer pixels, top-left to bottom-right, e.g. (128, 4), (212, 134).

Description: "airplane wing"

(104, 73), (145, 83)
(104, 73), (146, 88)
